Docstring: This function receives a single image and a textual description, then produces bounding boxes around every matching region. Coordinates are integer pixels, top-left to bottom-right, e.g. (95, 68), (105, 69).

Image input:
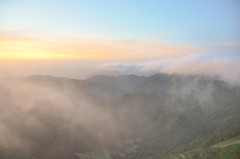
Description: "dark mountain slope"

(0, 74), (239, 159)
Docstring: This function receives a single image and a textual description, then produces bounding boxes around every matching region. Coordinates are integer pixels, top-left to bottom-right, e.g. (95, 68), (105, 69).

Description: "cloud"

(0, 76), (152, 158)
(102, 53), (240, 84)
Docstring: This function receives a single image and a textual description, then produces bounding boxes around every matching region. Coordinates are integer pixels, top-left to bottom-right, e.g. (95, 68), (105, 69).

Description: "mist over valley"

(0, 73), (239, 159)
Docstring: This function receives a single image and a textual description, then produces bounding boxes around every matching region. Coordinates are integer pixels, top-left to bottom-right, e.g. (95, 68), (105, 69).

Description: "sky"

(0, 0), (239, 78)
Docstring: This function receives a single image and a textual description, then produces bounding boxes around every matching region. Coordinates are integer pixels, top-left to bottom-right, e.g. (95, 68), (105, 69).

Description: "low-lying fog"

(0, 53), (240, 159)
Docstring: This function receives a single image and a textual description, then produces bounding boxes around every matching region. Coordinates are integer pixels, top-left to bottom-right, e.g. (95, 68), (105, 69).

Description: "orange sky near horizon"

(0, 33), (211, 61)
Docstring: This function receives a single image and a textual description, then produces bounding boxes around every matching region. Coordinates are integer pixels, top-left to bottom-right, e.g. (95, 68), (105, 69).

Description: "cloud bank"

(102, 53), (240, 84)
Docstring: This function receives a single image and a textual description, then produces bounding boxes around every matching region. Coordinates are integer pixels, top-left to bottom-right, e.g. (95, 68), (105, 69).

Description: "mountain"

(0, 74), (239, 159)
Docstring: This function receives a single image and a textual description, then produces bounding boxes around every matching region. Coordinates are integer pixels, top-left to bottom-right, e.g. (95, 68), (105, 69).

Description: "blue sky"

(0, 0), (239, 61)
(1, 0), (239, 41)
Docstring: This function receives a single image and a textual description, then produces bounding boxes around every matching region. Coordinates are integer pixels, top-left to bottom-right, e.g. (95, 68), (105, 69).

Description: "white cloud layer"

(102, 53), (240, 84)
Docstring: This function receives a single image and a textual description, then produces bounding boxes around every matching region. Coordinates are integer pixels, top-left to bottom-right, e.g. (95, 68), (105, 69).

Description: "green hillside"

(212, 135), (240, 148)
(0, 74), (240, 159)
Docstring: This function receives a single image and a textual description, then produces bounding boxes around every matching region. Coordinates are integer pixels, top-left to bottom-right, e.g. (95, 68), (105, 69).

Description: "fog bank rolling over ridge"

(1, 53), (240, 85)
(102, 53), (240, 84)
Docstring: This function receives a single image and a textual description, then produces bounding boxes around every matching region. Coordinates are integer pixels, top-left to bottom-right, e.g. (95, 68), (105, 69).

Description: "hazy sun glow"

(0, 33), (210, 61)
(0, 34), (134, 60)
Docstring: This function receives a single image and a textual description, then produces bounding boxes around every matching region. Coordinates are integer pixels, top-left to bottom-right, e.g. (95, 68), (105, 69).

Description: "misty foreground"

(0, 73), (240, 159)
